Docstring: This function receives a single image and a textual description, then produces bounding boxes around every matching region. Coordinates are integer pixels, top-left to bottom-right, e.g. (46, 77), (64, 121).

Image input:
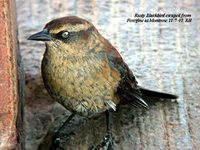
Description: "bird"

(28, 16), (178, 150)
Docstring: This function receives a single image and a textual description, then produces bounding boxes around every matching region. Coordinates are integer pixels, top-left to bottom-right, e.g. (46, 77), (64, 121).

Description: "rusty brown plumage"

(28, 16), (178, 149)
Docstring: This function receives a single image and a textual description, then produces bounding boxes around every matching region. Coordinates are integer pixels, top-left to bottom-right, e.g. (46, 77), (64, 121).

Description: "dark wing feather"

(101, 36), (178, 109)
(116, 71), (149, 109)
(102, 38), (149, 109)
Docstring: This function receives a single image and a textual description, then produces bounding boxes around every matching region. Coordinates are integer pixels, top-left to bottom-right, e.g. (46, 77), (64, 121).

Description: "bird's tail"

(140, 87), (178, 99)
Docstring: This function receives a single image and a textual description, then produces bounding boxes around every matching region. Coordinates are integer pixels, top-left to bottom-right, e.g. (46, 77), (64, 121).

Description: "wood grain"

(16, 0), (200, 149)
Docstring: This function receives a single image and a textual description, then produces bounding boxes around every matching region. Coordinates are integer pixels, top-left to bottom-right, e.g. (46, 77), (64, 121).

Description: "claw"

(90, 111), (114, 150)
(90, 132), (114, 150)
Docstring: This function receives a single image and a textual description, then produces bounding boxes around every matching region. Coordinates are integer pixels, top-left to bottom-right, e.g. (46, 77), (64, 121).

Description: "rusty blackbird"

(28, 16), (178, 150)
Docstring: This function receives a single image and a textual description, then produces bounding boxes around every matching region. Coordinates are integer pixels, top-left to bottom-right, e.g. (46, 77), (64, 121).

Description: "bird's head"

(28, 16), (100, 55)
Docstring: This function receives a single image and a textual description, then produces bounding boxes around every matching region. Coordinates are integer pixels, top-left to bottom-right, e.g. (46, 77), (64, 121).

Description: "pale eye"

(61, 31), (69, 39)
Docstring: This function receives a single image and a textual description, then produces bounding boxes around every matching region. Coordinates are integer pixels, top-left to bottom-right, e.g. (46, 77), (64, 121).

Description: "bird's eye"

(61, 31), (69, 39)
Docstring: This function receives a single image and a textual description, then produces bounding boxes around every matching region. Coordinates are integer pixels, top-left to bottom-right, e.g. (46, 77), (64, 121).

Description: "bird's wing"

(102, 38), (149, 109)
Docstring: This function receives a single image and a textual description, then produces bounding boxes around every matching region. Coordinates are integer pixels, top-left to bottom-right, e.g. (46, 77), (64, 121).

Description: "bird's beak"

(28, 29), (52, 41)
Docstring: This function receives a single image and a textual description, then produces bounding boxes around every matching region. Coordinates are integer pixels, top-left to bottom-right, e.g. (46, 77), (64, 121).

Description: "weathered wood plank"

(16, 0), (200, 149)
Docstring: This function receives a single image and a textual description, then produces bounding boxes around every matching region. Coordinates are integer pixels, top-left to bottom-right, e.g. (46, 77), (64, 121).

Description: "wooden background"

(16, 0), (200, 149)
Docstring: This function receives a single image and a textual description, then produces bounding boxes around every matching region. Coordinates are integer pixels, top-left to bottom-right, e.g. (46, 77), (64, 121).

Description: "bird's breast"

(41, 50), (121, 116)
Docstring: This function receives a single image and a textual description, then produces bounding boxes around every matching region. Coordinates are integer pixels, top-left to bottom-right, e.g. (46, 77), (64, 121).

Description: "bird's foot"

(51, 137), (65, 150)
(50, 133), (72, 150)
(90, 131), (114, 150)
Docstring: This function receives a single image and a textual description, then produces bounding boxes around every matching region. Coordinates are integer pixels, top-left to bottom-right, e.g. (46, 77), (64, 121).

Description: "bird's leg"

(51, 113), (75, 150)
(91, 111), (114, 150)
(102, 111), (114, 150)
